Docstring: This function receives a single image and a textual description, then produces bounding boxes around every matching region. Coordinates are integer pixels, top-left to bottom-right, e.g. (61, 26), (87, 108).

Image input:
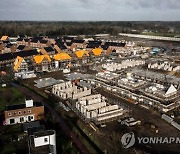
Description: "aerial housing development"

(0, 21), (180, 154)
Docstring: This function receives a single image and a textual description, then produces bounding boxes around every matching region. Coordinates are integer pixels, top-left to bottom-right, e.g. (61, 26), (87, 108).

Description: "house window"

(20, 117), (24, 122)
(18, 111), (22, 115)
(10, 118), (15, 124)
(14, 112), (16, 116)
(30, 116), (34, 121)
(8, 113), (11, 116)
(28, 110), (31, 113)
(24, 111), (26, 114)
(44, 138), (48, 143)
(28, 116), (31, 121)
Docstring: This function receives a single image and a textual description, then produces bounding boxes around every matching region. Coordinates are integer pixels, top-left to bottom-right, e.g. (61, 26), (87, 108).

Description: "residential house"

(40, 47), (56, 56)
(33, 54), (52, 72)
(29, 130), (56, 154)
(101, 45), (112, 54)
(17, 38), (24, 46)
(71, 39), (86, 51)
(4, 99), (44, 125)
(64, 36), (74, 43)
(0, 49), (39, 69)
(0, 43), (5, 53)
(1, 36), (9, 41)
(104, 42), (126, 51)
(75, 50), (90, 64)
(39, 40), (50, 48)
(54, 40), (67, 53)
(14, 56), (28, 72)
(30, 38), (40, 48)
(86, 41), (102, 52)
(10, 44), (18, 52)
(17, 45), (26, 51)
(53, 52), (71, 69)
(65, 42), (73, 50)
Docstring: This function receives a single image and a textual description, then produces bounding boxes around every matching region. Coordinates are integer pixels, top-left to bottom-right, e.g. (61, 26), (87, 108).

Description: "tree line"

(0, 21), (179, 37)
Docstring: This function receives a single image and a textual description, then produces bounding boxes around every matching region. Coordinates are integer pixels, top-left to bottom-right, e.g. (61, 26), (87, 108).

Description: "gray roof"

(65, 72), (91, 81)
(34, 77), (63, 88)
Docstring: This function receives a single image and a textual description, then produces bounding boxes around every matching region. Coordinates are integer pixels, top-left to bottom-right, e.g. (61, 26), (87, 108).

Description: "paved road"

(11, 82), (89, 154)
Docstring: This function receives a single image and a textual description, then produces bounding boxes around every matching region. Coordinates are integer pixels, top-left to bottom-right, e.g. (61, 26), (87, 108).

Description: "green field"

(0, 86), (26, 112)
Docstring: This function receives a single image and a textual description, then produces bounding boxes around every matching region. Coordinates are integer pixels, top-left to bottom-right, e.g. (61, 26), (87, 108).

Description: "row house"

(10, 44), (18, 52)
(40, 47), (56, 56)
(44, 37), (57, 45)
(30, 39), (40, 48)
(0, 43), (5, 52)
(0, 52), (15, 68)
(39, 40), (50, 48)
(17, 37), (51, 48)
(30, 39), (51, 48)
(14, 56), (28, 72)
(64, 36), (74, 43)
(53, 52), (72, 69)
(74, 50), (90, 64)
(1, 44), (22, 53)
(1, 36), (9, 41)
(16, 38), (24, 45)
(33, 55), (52, 72)
(54, 40), (68, 53)
(0, 43), (17, 53)
(70, 39), (86, 51)
(13, 47), (55, 72)
(86, 41), (102, 52)
(16, 45), (32, 52)
(104, 42), (126, 51)
(65, 42), (73, 50)
(17, 38), (30, 46)
(0, 49), (39, 69)
(101, 45), (112, 55)
(54, 44), (63, 53)
(4, 99), (44, 125)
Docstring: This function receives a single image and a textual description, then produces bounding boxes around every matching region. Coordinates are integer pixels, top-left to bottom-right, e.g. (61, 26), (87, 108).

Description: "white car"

(121, 117), (141, 127)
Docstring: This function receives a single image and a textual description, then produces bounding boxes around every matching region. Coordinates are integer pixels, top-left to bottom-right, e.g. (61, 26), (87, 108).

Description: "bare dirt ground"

(96, 88), (180, 153)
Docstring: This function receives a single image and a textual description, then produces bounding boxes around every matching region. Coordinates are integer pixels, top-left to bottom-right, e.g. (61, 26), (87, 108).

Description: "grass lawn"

(0, 86), (26, 112)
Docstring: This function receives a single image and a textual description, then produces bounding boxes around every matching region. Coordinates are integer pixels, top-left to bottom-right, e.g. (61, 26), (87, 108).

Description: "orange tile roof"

(1, 36), (8, 41)
(53, 53), (71, 61)
(34, 55), (51, 64)
(92, 48), (103, 56)
(14, 56), (24, 71)
(75, 50), (89, 58)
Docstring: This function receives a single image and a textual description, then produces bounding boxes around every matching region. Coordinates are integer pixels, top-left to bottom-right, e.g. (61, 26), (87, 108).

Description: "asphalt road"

(11, 82), (89, 154)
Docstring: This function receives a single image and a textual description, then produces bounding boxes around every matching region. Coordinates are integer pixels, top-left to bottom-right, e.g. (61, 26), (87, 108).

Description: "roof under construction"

(75, 50), (89, 58)
(1, 36), (8, 41)
(34, 55), (51, 64)
(14, 56), (24, 71)
(53, 53), (71, 61)
(92, 48), (103, 56)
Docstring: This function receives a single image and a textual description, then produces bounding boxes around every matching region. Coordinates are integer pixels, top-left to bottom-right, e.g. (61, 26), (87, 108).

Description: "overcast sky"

(0, 0), (180, 21)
